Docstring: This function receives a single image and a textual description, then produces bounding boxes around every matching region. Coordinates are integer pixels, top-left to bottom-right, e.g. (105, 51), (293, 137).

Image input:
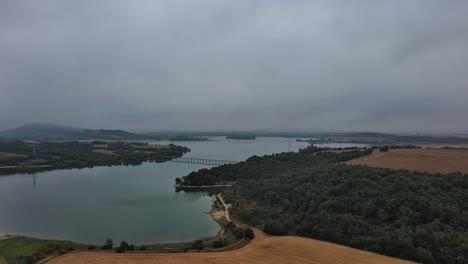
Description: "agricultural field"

(46, 229), (413, 264)
(344, 148), (468, 174)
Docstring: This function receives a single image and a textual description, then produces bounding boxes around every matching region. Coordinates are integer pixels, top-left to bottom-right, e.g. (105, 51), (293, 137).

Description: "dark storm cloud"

(1, 0), (467, 132)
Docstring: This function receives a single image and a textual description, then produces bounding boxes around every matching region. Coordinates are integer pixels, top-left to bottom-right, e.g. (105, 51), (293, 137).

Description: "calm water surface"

(0, 137), (364, 244)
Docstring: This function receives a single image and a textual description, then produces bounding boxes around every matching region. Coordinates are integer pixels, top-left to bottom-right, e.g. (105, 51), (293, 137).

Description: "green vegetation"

(101, 238), (113, 250)
(0, 141), (189, 174)
(116, 241), (129, 253)
(0, 236), (85, 263)
(183, 146), (468, 264)
(191, 239), (204, 250)
(0, 222), (252, 263)
(142, 222), (249, 252)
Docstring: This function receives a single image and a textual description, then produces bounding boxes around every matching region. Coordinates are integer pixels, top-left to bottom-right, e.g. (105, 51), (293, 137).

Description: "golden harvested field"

(344, 148), (468, 174)
(47, 229), (413, 264)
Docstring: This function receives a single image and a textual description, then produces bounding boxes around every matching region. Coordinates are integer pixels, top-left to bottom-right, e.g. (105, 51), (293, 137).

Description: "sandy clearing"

(46, 229), (414, 264)
(344, 148), (468, 174)
(217, 194), (231, 222)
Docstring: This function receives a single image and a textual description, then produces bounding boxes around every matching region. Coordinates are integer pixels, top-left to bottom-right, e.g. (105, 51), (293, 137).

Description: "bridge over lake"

(156, 156), (239, 166)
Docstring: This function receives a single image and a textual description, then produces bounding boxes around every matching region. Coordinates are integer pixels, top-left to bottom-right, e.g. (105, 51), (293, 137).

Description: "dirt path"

(46, 229), (414, 264)
(217, 194), (231, 222)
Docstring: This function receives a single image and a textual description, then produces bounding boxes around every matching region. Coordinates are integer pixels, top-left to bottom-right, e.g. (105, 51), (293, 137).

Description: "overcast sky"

(1, 1), (467, 133)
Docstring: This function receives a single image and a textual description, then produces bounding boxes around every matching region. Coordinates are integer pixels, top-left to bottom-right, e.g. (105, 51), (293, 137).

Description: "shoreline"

(208, 194), (231, 237)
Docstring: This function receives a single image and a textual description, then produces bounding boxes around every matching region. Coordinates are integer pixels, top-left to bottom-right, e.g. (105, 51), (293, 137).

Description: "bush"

(243, 228), (254, 239)
(191, 239), (204, 250)
(102, 238), (113, 250)
(88, 245), (96, 250)
(212, 238), (226, 248)
(116, 240), (129, 253)
(139, 246), (147, 251)
(264, 221), (286, 235)
(379, 146), (389, 152)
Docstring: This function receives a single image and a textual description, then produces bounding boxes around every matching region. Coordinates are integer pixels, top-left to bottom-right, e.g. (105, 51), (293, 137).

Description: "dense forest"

(0, 141), (189, 173)
(182, 146), (468, 263)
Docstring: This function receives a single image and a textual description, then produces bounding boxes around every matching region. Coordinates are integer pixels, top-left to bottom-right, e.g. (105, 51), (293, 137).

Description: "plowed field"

(344, 148), (468, 174)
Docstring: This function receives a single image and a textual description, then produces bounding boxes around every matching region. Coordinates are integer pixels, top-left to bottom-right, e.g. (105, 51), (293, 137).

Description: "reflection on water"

(0, 137), (365, 244)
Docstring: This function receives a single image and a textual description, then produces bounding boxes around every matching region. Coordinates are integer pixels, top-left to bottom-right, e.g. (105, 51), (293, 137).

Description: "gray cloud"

(1, 0), (467, 133)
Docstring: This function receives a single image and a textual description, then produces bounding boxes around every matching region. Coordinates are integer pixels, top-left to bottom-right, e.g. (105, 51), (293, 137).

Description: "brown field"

(46, 229), (413, 264)
(345, 148), (468, 174)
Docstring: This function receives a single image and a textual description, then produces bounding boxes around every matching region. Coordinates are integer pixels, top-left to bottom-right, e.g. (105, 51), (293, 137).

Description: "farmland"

(46, 229), (413, 264)
(344, 148), (468, 174)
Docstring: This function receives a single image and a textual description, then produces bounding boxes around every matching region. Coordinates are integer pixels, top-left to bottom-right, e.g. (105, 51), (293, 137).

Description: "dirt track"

(47, 229), (414, 264)
(344, 148), (468, 174)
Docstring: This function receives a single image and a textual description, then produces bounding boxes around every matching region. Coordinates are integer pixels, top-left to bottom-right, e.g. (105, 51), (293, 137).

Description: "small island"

(0, 141), (189, 174)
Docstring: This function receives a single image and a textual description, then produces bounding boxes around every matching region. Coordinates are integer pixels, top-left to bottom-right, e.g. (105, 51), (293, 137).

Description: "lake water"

(0, 137), (365, 244)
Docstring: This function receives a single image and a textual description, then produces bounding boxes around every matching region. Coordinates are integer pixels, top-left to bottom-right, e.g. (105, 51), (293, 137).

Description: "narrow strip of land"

(46, 229), (414, 264)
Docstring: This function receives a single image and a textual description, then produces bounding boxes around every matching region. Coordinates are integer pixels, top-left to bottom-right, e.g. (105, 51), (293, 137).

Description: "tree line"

(183, 146), (468, 263)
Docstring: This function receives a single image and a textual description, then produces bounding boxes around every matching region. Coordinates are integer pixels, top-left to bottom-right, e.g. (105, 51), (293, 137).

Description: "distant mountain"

(0, 123), (148, 141)
(82, 129), (147, 140)
(0, 123), (84, 141)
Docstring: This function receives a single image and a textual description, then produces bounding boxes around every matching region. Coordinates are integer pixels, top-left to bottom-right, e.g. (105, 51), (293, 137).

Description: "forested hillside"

(183, 147), (468, 263)
(0, 141), (189, 173)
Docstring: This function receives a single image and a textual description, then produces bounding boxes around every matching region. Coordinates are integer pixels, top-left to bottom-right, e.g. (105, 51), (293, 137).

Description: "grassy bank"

(0, 236), (86, 264)
(0, 209), (253, 263)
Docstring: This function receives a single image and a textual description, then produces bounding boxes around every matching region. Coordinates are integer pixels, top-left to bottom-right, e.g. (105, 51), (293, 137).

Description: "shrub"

(243, 228), (254, 239)
(102, 238), (113, 250)
(191, 239), (204, 250)
(212, 238), (226, 248)
(116, 240), (129, 253)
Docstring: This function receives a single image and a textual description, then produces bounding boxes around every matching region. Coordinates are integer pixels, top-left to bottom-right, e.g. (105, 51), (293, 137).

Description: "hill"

(81, 129), (146, 140)
(0, 123), (84, 141)
(0, 124), (148, 141)
(46, 229), (413, 264)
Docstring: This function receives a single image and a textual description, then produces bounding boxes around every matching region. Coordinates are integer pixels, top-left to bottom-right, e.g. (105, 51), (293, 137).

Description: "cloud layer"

(1, 0), (467, 133)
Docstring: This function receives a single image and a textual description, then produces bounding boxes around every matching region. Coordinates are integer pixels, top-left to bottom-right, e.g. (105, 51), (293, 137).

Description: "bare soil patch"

(345, 148), (468, 174)
(0, 152), (26, 160)
(92, 149), (116, 155)
(46, 229), (413, 264)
